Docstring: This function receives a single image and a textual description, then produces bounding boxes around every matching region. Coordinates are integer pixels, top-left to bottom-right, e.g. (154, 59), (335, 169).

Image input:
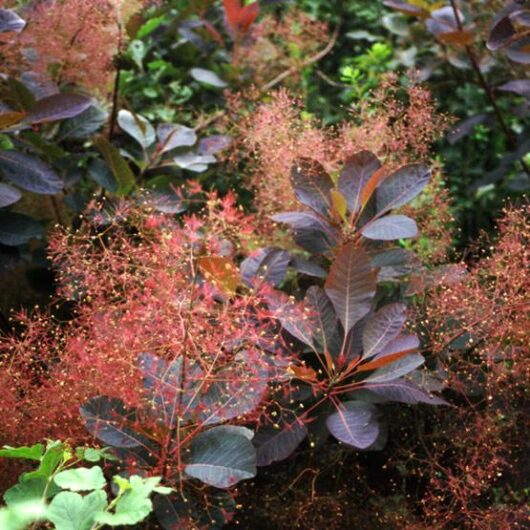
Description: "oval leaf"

(190, 68), (227, 88)
(0, 9), (26, 33)
(376, 164), (431, 214)
(185, 427), (256, 488)
(254, 422), (308, 466)
(0, 183), (22, 208)
(0, 150), (63, 194)
(80, 397), (146, 449)
(338, 151), (381, 214)
(118, 110), (156, 149)
(290, 158), (334, 215)
(363, 353), (425, 383)
(362, 215), (418, 240)
(362, 303), (407, 359)
(325, 243), (376, 334)
(326, 401), (380, 449)
(93, 136), (135, 196)
(156, 123), (196, 153)
(25, 94), (92, 124)
(0, 212), (43, 246)
(363, 379), (448, 405)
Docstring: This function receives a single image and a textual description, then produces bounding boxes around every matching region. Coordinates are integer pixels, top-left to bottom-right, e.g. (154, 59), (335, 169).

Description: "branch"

(260, 23), (341, 93)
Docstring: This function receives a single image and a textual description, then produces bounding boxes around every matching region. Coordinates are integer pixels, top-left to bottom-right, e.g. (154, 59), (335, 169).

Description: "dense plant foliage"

(0, 1), (528, 529)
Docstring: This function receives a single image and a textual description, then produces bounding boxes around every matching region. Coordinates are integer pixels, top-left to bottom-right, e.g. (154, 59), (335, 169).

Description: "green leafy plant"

(0, 440), (170, 530)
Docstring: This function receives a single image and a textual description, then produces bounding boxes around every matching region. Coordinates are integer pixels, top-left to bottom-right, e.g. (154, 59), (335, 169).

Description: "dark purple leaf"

(506, 36), (530, 64)
(290, 158), (334, 215)
(185, 426), (256, 488)
(325, 243), (376, 334)
(363, 379), (448, 405)
(305, 286), (341, 356)
(383, 0), (428, 17)
(254, 421), (308, 466)
(370, 248), (421, 281)
(447, 113), (491, 144)
(362, 303), (407, 359)
(266, 290), (314, 348)
(0, 211), (43, 246)
(338, 151), (381, 214)
(377, 334), (420, 358)
(487, 14), (517, 51)
(376, 163), (431, 214)
(191, 351), (268, 425)
(241, 247), (290, 287)
(0, 9), (25, 33)
(326, 401), (380, 449)
(198, 135), (232, 155)
(0, 182), (22, 208)
(80, 396), (149, 449)
(24, 94), (93, 124)
(497, 79), (530, 98)
(362, 214), (418, 240)
(0, 150), (63, 194)
(363, 354), (425, 383)
(272, 211), (341, 254)
(290, 256), (327, 278)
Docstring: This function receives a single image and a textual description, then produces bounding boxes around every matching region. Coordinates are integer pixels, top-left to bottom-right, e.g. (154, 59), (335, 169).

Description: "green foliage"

(0, 441), (170, 530)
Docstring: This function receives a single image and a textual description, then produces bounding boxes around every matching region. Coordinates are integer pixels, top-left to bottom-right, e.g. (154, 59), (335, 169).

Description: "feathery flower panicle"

(0, 194), (291, 476)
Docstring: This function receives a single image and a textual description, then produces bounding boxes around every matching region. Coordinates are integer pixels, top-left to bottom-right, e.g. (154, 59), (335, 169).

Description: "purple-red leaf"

(325, 243), (376, 334)
(338, 151), (381, 214)
(363, 354), (425, 383)
(376, 163), (431, 214)
(326, 401), (380, 449)
(363, 379), (448, 405)
(25, 94), (92, 124)
(362, 215), (418, 241)
(290, 158), (334, 215)
(362, 303), (407, 359)
(254, 421), (308, 466)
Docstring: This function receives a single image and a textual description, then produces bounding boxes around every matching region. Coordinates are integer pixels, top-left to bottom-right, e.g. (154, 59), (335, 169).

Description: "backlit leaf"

(54, 467), (106, 492)
(198, 256), (240, 295)
(48, 490), (107, 530)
